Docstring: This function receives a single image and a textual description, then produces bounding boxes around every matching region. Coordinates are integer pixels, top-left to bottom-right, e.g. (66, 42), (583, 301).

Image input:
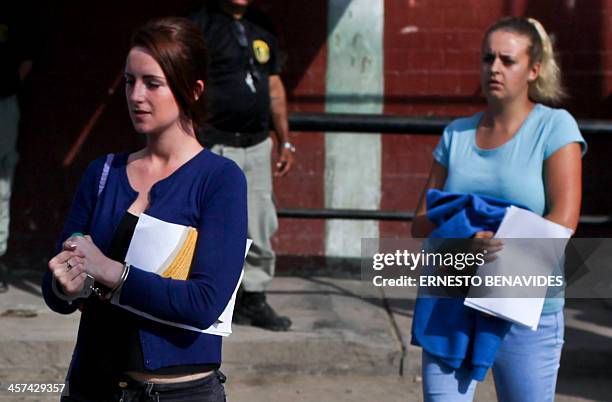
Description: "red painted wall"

(380, 0), (612, 239)
(9, 1), (329, 261)
(7, 1), (612, 265)
(259, 1), (328, 256)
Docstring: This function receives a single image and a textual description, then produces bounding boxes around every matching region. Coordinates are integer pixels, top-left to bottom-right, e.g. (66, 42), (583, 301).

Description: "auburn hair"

(130, 17), (209, 130)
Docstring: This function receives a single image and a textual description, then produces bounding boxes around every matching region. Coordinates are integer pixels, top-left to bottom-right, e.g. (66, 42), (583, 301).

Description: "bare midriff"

(126, 369), (213, 384)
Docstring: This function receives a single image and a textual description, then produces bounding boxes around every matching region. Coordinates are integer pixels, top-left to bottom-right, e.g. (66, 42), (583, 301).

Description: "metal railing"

(289, 112), (612, 136)
(277, 112), (612, 226)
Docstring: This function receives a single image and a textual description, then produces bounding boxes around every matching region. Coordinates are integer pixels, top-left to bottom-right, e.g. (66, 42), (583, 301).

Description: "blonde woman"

(412, 17), (586, 402)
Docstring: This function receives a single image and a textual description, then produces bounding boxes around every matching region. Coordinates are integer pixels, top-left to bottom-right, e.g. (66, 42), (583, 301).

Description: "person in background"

(191, 0), (295, 331)
(42, 17), (246, 401)
(411, 17), (586, 402)
(0, 4), (33, 292)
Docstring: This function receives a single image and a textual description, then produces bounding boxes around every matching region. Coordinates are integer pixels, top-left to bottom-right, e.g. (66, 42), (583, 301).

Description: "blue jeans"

(422, 310), (564, 402)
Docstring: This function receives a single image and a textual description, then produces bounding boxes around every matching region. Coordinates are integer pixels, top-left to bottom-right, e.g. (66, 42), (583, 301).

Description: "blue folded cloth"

(411, 189), (528, 381)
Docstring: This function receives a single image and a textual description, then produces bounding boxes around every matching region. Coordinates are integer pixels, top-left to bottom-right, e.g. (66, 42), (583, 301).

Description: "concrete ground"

(0, 269), (611, 401)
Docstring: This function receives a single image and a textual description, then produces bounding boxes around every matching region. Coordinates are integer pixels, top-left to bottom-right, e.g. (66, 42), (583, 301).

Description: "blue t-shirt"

(433, 103), (587, 313)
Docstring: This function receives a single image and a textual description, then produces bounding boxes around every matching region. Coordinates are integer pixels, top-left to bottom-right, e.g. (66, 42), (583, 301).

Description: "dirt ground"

(1, 370), (611, 401)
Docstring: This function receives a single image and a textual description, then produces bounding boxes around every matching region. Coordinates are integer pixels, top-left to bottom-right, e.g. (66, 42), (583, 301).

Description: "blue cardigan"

(41, 150), (247, 376)
(411, 189), (525, 381)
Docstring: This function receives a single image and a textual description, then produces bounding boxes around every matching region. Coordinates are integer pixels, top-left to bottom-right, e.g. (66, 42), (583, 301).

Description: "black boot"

(233, 291), (291, 331)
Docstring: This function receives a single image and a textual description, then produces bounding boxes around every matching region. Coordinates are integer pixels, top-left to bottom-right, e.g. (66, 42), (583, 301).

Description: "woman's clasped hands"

(48, 234), (124, 298)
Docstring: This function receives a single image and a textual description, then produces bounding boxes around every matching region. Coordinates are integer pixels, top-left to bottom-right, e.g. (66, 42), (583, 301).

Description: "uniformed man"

(191, 0), (295, 331)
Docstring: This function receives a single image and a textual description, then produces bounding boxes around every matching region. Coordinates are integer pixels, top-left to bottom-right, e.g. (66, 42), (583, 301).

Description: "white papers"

(464, 297), (544, 330)
(493, 206), (573, 239)
(464, 206), (572, 330)
(112, 213), (251, 336)
(125, 214), (197, 279)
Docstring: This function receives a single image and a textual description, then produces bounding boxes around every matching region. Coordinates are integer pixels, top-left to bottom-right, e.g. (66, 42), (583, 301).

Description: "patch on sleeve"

(253, 39), (270, 64)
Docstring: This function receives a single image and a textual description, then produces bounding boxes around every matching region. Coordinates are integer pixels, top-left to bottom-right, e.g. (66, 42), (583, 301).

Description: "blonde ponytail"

(526, 18), (567, 105)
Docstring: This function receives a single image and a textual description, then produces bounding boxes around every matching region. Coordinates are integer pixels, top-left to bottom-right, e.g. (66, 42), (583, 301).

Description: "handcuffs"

(52, 272), (96, 305)
(51, 232), (125, 304)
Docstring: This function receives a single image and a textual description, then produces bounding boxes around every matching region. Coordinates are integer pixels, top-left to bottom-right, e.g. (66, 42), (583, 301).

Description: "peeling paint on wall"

(325, 0), (384, 257)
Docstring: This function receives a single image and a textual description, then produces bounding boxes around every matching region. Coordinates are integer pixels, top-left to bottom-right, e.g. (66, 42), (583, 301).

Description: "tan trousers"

(210, 137), (278, 292)
(0, 95), (20, 257)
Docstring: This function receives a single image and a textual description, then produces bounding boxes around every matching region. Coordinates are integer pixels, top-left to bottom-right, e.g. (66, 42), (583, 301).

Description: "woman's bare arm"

(411, 161), (448, 238)
(543, 142), (583, 232)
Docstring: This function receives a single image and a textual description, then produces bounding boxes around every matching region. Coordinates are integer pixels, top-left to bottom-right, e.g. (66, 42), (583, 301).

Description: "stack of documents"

(112, 213), (251, 336)
(464, 206), (573, 330)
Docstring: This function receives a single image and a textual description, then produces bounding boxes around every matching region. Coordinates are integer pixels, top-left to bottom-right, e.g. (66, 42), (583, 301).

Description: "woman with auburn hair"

(411, 17), (586, 402)
(42, 17), (246, 401)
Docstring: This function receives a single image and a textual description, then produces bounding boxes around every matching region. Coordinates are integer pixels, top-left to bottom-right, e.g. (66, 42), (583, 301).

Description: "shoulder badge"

(253, 39), (270, 64)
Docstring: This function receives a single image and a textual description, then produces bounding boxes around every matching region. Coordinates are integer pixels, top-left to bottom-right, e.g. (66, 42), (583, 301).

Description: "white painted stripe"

(325, 0), (384, 257)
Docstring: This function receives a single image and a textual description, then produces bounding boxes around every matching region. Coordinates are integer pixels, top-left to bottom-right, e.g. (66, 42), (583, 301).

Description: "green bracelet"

(71, 232), (84, 237)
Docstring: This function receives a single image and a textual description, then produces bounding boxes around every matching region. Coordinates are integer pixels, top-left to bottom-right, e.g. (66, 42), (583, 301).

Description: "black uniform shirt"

(191, 8), (280, 134)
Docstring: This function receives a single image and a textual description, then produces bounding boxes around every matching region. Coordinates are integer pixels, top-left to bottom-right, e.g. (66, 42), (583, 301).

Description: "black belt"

(200, 126), (269, 148)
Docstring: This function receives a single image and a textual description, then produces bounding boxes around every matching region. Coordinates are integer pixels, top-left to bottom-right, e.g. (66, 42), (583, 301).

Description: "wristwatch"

(282, 142), (296, 153)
